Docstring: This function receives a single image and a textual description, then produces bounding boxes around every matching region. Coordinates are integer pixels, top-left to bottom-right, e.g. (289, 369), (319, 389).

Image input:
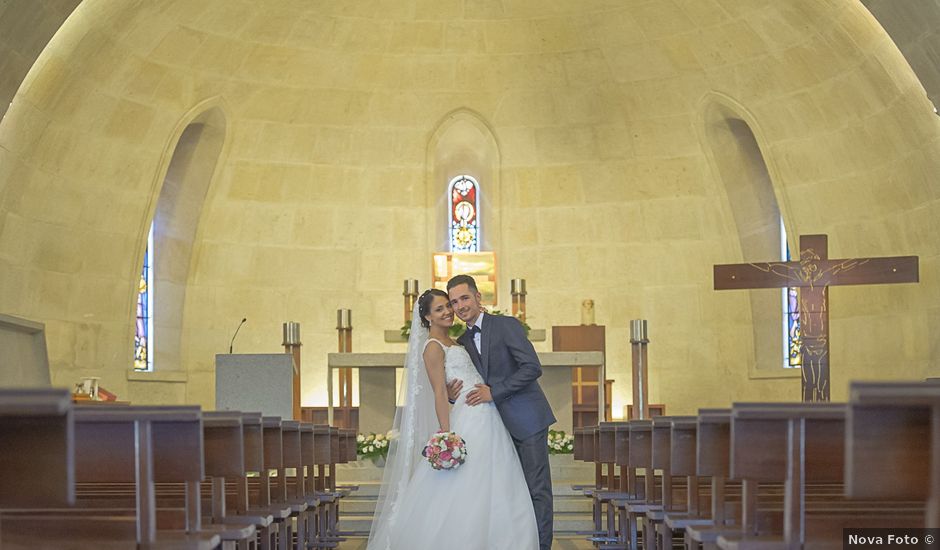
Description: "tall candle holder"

(333, 309), (353, 428)
(282, 322), (302, 420)
(403, 279), (419, 323)
(630, 319), (649, 420)
(511, 278), (527, 322)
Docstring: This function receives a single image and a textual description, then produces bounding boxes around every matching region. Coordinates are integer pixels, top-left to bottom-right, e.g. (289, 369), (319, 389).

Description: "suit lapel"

(480, 313), (491, 379)
(459, 331), (484, 375)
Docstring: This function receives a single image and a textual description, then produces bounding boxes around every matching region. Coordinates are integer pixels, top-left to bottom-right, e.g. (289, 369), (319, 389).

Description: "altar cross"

(714, 234), (918, 401)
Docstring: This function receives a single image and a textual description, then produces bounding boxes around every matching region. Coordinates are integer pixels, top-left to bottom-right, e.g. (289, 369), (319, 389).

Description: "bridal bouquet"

(422, 431), (467, 470)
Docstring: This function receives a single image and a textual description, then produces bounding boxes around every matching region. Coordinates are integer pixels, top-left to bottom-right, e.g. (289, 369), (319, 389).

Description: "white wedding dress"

(368, 337), (539, 550)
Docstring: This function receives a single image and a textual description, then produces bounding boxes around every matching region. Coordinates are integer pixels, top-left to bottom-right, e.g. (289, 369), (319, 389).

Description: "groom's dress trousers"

(459, 313), (556, 550)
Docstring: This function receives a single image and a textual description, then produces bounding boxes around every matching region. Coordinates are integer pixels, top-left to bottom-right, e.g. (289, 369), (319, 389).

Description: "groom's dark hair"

(447, 274), (478, 294)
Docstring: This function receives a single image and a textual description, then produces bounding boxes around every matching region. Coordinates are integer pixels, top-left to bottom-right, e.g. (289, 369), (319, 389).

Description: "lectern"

(215, 354), (294, 419)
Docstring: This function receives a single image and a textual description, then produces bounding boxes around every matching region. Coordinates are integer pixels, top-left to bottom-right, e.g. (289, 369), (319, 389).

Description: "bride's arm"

(423, 344), (451, 432)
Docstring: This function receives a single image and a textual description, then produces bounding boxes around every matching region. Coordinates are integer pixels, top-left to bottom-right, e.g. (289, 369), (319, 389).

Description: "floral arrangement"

(547, 429), (574, 454)
(400, 308), (531, 338)
(422, 431), (468, 470)
(357, 430), (396, 460)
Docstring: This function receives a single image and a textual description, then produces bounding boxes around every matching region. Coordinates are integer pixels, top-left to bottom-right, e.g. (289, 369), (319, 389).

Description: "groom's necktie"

(466, 324), (482, 354)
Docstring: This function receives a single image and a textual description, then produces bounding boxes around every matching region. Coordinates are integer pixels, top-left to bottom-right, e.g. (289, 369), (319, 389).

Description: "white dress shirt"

(469, 311), (485, 354)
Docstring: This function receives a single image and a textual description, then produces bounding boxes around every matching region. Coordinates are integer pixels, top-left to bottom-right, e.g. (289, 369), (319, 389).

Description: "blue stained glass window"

(780, 218), (801, 368)
(449, 175), (479, 252)
(134, 224), (154, 372)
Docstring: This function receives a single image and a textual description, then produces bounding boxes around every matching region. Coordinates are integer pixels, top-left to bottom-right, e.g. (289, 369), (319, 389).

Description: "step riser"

(338, 455), (593, 482)
(335, 455), (597, 540)
(338, 518), (595, 533)
(339, 499), (591, 515)
(336, 483), (593, 496)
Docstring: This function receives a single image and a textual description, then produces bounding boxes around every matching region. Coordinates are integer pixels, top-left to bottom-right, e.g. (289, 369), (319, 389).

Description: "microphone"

(229, 318), (247, 354)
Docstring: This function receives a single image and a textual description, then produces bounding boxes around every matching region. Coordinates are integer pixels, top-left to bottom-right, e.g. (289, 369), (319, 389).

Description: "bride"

(366, 289), (539, 550)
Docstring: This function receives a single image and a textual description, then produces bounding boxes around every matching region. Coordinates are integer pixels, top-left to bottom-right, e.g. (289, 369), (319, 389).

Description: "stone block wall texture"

(0, 0), (938, 414)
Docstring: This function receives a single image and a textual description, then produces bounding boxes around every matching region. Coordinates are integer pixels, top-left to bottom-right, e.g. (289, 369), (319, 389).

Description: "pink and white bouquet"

(422, 431), (467, 470)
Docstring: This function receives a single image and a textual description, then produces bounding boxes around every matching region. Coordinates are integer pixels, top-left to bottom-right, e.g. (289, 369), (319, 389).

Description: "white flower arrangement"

(357, 429), (398, 460)
(547, 429), (574, 454)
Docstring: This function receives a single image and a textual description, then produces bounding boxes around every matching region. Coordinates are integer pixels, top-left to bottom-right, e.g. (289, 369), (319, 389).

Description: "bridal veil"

(366, 302), (438, 549)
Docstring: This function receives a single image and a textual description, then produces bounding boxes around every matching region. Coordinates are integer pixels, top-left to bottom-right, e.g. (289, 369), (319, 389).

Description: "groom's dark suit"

(458, 312), (556, 550)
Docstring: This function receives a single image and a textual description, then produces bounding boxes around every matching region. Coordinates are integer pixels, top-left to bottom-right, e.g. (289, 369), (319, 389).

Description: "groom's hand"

(446, 379), (463, 403)
(466, 384), (492, 406)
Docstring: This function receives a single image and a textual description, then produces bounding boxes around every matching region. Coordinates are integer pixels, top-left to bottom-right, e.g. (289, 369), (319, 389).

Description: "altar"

(327, 350), (605, 435)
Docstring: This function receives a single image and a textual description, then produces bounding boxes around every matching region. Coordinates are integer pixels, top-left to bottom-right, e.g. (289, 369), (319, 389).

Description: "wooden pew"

(574, 426), (587, 462)
(336, 428), (359, 497)
(201, 411), (261, 549)
(294, 423), (319, 548)
(573, 425), (609, 543)
(311, 424), (338, 549)
(645, 416), (697, 550)
(0, 388), (75, 508)
(685, 408), (742, 550)
(274, 420), (308, 550)
(659, 416), (712, 550)
(255, 416), (293, 550)
(224, 412), (277, 550)
(717, 402), (922, 550)
(579, 422), (630, 546)
(616, 419), (660, 550)
(0, 388), (76, 548)
(845, 381), (939, 527)
(593, 422), (625, 544)
(606, 421), (641, 549)
(4, 405), (221, 549)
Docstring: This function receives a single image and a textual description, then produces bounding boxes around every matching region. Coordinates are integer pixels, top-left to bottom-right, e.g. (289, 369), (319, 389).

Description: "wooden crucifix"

(714, 234), (918, 402)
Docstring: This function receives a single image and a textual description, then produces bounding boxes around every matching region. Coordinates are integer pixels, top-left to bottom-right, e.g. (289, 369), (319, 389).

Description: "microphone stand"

(229, 318), (247, 354)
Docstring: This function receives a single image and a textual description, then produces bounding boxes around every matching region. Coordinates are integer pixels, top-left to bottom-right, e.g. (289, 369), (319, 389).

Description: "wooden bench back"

(261, 416), (284, 470)
(74, 405), (203, 483)
(598, 422), (618, 463)
(329, 426), (341, 464)
(652, 416), (677, 470)
(628, 420), (653, 468)
(241, 412), (264, 473)
(696, 408), (731, 478)
(281, 420), (302, 469)
(574, 427), (586, 461)
(732, 403), (846, 483)
(670, 416), (698, 477)
(313, 424), (331, 465)
(300, 423), (316, 493)
(203, 411), (245, 478)
(730, 406), (788, 482)
(0, 388), (75, 507)
(300, 423), (315, 466)
(342, 428), (357, 462)
(585, 425), (597, 462)
(846, 382), (934, 500)
(614, 423), (630, 467)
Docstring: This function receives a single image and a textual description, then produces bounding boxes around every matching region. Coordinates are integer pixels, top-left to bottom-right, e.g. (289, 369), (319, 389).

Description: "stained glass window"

(134, 224), (154, 372)
(780, 218), (801, 368)
(449, 175), (479, 252)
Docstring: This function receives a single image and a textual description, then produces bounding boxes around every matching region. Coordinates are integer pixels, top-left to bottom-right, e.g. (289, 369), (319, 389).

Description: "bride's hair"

(418, 288), (450, 328)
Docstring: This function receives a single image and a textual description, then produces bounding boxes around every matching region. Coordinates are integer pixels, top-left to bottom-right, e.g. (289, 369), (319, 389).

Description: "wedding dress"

(367, 306), (539, 550)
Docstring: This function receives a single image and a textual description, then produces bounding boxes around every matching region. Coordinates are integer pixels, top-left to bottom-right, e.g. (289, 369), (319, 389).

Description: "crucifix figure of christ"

(714, 234), (918, 402)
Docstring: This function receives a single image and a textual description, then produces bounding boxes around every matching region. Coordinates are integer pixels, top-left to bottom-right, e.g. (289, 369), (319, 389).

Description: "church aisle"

(334, 455), (596, 549)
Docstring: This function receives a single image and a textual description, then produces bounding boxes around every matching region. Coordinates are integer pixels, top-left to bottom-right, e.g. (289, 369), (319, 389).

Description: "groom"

(446, 274), (556, 550)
